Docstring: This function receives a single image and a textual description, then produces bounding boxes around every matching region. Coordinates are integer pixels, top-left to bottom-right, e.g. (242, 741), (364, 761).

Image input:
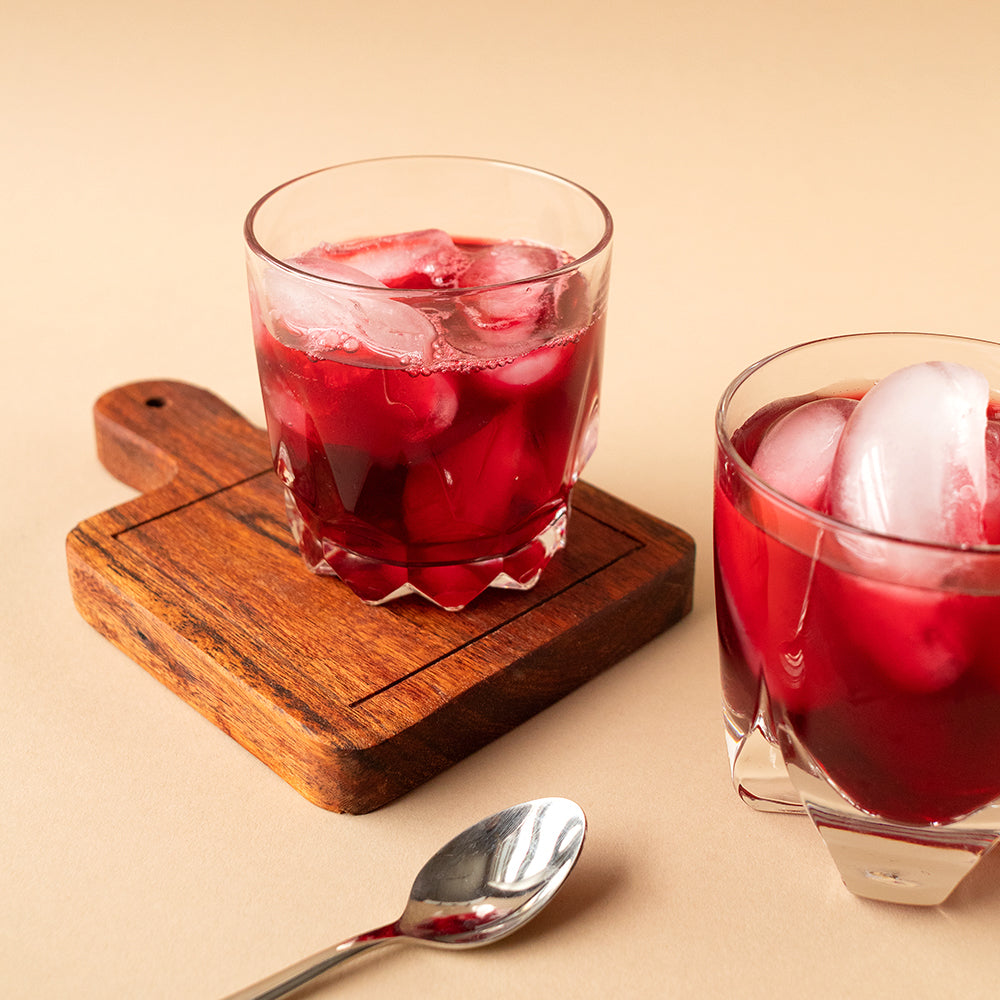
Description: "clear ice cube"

(304, 365), (459, 464)
(402, 407), (554, 542)
(985, 419), (1000, 543)
(456, 241), (566, 348)
(289, 254), (385, 287)
(306, 229), (466, 288)
(471, 342), (574, 396)
(460, 241), (563, 288)
(829, 361), (990, 547)
(751, 397), (857, 511)
(263, 260), (438, 364)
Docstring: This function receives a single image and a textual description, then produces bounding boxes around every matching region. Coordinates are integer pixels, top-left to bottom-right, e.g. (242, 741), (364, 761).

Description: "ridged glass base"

(785, 751), (1000, 905)
(287, 495), (568, 612)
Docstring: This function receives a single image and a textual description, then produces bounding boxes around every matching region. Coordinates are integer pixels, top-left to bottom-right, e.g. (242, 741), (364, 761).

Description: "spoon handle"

(220, 922), (402, 999)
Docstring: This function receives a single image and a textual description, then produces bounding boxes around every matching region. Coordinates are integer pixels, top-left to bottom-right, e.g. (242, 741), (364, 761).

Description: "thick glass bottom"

(286, 493), (568, 611)
(728, 695), (1000, 902)
(785, 749), (1000, 905)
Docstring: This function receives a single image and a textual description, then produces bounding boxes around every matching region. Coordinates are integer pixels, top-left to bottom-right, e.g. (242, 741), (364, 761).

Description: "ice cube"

(307, 367), (459, 463)
(263, 263), (438, 364)
(985, 419), (1000, 544)
(379, 370), (459, 454)
(751, 397), (857, 511)
(829, 361), (990, 547)
(288, 253), (385, 287)
(470, 342), (574, 397)
(835, 574), (973, 693)
(460, 241), (564, 288)
(456, 241), (567, 347)
(403, 408), (556, 543)
(306, 230), (467, 288)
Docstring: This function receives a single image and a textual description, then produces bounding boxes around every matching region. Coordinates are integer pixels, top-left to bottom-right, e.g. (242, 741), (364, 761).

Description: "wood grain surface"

(66, 380), (695, 813)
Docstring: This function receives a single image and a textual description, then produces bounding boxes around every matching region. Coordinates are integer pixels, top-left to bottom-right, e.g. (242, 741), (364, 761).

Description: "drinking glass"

(245, 156), (612, 611)
(714, 332), (1000, 904)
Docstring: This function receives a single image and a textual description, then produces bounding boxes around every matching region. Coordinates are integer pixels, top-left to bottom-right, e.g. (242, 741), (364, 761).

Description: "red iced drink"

(250, 229), (605, 610)
(715, 364), (1000, 826)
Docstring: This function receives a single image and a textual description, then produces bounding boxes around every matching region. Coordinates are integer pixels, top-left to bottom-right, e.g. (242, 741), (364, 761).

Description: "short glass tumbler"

(245, 156), (612, 611)
(714, 332), (1000, 904)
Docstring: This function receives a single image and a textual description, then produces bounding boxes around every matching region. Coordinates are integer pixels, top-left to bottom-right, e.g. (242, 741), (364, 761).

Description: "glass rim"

(715, 330), (1000, 557)
(243, 154), (614, 297)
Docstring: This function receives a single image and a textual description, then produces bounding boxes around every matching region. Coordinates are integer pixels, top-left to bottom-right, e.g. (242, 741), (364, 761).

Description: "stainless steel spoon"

(221, 797), (587, 999)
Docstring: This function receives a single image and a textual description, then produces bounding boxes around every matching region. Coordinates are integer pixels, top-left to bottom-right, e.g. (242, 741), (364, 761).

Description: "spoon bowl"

(222, 797), (586, 999)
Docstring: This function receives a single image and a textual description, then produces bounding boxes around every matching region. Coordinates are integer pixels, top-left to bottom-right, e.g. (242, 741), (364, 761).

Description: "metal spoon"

(221, 797), (587, 999)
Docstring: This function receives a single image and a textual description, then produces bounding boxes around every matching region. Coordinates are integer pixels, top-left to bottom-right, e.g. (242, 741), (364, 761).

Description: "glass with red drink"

(714, 332), (1000, 904)
(244, 157), (612, 610)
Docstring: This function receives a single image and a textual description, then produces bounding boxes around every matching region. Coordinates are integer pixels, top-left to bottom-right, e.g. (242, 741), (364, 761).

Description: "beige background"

(5, 1), (1000, 997)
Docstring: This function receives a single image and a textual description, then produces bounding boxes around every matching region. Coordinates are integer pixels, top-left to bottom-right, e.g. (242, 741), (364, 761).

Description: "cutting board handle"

(93, 380), (271, 494)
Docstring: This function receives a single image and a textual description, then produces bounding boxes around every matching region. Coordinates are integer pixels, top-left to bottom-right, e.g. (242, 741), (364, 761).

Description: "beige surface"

(5, 1), (1000, 996)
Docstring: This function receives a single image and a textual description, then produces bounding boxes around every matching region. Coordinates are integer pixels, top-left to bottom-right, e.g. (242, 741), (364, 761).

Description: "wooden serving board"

(66, 381), (695, 813)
